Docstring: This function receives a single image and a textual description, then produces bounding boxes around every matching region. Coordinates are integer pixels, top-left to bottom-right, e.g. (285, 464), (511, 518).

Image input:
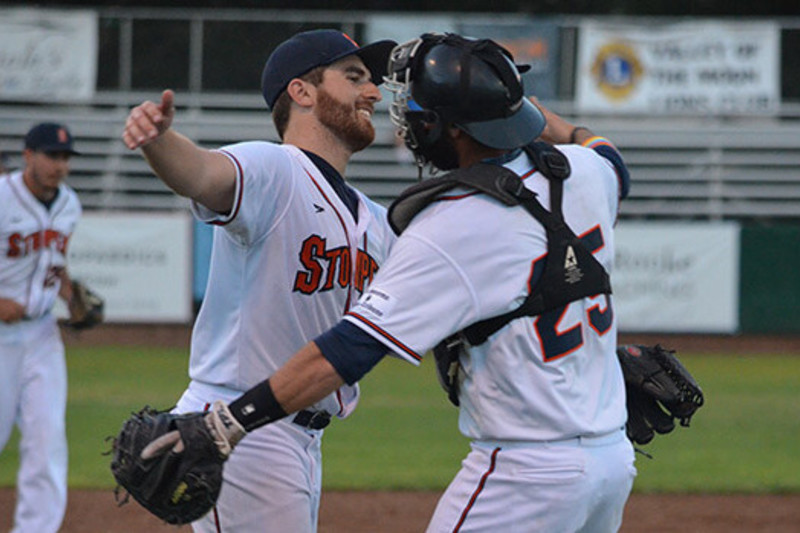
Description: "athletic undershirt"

(302, 149), (359, 222)
(38, 188), (60, 210)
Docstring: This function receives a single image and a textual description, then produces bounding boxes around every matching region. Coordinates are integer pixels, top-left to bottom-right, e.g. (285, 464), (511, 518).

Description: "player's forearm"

(530, 97), (596, 145)
(273, 341), (345, 412)
(57, 268), (72, 302)
(228, 341), (345, 431)
(142, 129), (235, 213)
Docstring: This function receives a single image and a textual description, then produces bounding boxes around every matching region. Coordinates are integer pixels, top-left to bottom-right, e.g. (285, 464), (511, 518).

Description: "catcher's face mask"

(384, 35), (443, 168)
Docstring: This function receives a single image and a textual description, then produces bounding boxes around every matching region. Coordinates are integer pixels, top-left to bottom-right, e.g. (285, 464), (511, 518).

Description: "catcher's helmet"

(385, 33), (546, 161)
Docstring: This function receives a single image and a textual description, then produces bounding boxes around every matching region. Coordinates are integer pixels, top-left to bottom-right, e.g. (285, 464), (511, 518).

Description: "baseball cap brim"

(37, 144), (80, 155)
(459, 98), (546, 150)
(350, 40), (397, 85)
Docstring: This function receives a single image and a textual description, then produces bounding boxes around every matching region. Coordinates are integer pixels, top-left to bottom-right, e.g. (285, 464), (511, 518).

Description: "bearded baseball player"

(0, 123), (82, 533)
(121, 30), (397, 532)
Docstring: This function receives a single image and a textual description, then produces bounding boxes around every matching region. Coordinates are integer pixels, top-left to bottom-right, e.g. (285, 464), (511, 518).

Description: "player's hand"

(141, 401), (246, 461)
(0, 298), (26, 323)
(530, 96), (576, 145)
(123, 89), (176, 150)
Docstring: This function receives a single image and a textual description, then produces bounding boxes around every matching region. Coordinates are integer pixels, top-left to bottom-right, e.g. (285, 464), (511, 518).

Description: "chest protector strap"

(387, 142), (612, 346)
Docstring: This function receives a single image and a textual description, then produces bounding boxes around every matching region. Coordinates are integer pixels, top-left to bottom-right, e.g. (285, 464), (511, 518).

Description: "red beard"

(315, 88), (375, 153)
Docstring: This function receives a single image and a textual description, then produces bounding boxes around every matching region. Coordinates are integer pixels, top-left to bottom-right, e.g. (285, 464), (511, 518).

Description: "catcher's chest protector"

(388, 142), (612, 345)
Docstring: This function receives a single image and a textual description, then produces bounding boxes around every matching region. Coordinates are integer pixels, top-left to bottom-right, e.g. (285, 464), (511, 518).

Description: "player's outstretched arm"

(122, 89), (236, 214)
(530, 97), (594, 146)
(223, 341), (346, 432)
(130, 341), (344, 463)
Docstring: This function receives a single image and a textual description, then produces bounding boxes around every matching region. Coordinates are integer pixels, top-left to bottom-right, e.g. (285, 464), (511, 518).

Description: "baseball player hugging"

(119, 29), (397, 533)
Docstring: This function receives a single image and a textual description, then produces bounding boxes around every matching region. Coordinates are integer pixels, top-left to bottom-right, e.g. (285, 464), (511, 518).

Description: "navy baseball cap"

(24, 122), (79, 155)
(261, 29), (397, 110)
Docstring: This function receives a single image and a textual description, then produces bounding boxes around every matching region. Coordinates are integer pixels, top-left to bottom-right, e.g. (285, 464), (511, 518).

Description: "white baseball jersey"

(0, 169), (79, 533)
(188, 142), (395, 417)
(345, 144), (626, 442)
(0, 170), (81, 318)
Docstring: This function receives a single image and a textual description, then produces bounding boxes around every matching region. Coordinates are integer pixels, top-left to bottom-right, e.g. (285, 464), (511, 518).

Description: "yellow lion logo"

(590, 42), (643, 101)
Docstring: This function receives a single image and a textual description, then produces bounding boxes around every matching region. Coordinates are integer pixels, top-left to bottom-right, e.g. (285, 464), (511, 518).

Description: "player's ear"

(286, 78), (315, 108)
(447, 125), (462, 139)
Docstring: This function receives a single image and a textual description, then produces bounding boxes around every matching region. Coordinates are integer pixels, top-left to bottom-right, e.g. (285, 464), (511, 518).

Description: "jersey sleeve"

(581, 136), (630, 200)
(343, 232), (476, 364)
(342, 198), (533, 365)
(191, 141), (295, 245)
(315, 320), (388, 385)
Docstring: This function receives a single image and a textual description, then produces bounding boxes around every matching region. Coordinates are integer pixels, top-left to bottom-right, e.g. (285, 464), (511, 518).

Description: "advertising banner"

(0, 8), (98, 102)
(613, 222), (740, 333)
(56, 212), (193, 323)
(576, 20), (779, 115)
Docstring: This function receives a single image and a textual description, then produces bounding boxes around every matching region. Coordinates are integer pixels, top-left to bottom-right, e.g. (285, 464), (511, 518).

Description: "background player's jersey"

(190, 142), (395, 417)
(0, 171), (81, 319)
(345, 143), (627, 441)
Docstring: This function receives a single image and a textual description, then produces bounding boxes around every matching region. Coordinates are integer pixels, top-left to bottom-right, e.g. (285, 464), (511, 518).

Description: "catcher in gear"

(616, 344), (704, 445)
(59, 280), (104, 330)
(110, 401), (245, 525)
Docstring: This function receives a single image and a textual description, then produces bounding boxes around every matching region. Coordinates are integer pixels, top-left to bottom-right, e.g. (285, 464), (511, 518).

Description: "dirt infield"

(2, 325), (792, 532)
(3, 488), (800, 532)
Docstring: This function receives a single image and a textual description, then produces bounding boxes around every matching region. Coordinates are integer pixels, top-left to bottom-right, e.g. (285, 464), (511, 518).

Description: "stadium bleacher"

(3, 92), (799, 220)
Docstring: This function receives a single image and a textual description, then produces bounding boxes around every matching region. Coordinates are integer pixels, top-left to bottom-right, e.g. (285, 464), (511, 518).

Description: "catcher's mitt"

(110, 406), (228, 525)
(60, 280), (104, 330)
(617, 344), (704, 445)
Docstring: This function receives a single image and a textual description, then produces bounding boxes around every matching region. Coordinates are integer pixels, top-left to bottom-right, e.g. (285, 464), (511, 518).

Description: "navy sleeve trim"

(315, 320), (388, 385)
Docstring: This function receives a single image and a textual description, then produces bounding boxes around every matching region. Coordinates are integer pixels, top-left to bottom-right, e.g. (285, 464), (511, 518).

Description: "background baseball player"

(0, 123), (82, 533)
(134, 32), (636, 532)
(121, 29), (397, 532)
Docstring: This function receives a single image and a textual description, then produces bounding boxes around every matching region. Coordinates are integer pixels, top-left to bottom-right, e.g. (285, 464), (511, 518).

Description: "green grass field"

(1, 346), (798, 493)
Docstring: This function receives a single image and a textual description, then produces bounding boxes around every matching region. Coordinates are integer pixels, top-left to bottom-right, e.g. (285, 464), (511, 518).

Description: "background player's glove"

(59, 280), (104, 330)
(433, 334), (465, 407)
(616, 344), (704, 445)
(110, 401), (245, 525)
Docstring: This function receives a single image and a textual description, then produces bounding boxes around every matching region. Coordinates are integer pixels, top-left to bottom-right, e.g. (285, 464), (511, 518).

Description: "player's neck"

(284, 125), (352, 176)
(23, 168), (58, 203)
(454, 136), (506, 168)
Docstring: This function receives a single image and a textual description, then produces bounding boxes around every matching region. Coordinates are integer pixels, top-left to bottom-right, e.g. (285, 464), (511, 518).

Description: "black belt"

(292, 410), (331, 430)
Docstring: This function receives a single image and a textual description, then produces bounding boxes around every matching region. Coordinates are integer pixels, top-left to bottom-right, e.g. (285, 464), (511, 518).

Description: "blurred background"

(1, 1), (798, 336)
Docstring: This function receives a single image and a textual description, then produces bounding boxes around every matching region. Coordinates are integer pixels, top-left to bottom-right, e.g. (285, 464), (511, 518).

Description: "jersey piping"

(302, 166), (355, 312)
(453, 447), (500, 532)
(345, 311), (423, 362)
(210, 148), (245, 226)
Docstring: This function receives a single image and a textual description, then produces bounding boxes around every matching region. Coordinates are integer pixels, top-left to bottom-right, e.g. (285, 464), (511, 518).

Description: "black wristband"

(228, 379), (288, 432)
(570, 126), (590, 144)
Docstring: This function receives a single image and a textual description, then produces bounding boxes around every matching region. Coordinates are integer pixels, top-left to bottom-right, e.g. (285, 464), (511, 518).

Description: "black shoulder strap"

(387, 163), (524, 234)
(386, 142), (611, 346)
(463, 144), (612, 346)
